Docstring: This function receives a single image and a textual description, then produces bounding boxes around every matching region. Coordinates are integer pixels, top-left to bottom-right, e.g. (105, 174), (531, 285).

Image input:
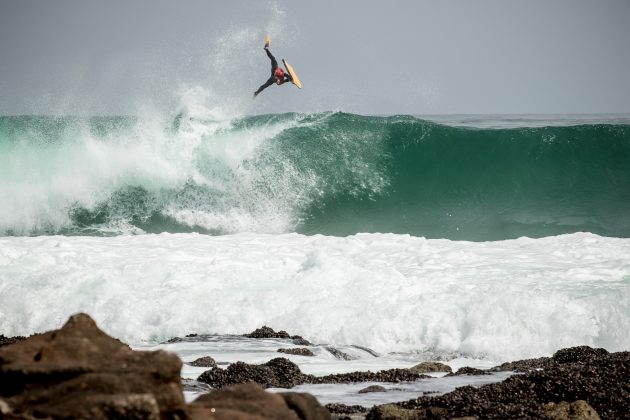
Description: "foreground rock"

(0, 335), (27, 348)
(198, 357), (430, 389)
(365, 346), (627, 419)
(0, 313), (186, 419)
(189, 382), (331, 420)
(0, 314), (331, 420)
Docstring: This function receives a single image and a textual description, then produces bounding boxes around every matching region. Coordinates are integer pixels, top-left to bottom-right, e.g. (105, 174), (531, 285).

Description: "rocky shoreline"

(1, 314), (627, 419)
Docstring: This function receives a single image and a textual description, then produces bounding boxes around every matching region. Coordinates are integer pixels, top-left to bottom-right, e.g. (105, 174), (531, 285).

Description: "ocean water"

(2, 113), (629, 239)
(142, 334), (513, 405)
(1, 112), (629, 367)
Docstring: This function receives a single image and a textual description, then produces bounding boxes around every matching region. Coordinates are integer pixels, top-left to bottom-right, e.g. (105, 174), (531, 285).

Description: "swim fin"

(264, 35), (270, 49)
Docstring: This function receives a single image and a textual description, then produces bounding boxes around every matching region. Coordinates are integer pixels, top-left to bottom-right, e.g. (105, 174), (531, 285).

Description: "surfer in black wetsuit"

(253, 46), (292, 98)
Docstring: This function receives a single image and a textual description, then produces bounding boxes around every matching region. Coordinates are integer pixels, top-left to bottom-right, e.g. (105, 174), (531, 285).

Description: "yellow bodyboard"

(282, 59), (302, 89)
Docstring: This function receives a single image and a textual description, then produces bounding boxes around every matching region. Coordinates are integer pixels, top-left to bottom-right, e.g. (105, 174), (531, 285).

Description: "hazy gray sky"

(1, 0), (629, 116)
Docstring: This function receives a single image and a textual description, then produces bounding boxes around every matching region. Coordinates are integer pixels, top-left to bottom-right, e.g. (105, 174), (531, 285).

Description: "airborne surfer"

(253, 37), (293, 99)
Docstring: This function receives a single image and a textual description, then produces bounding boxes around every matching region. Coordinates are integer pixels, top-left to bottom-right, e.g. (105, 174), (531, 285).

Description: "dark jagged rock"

(325, 346), (355, 360)
(198, 358), (430, 389)
(351, 345), (380, 357)
(245, 325), (292, 339)
(359, 385), (386, 394)
(488, 347), (610, 374)
(189, 382), (330, 420)
(188, 356), (218, 368)
(325, 403), (369, 415)
(263, 357), (308, 388)
(312, 369), (430, 384)
(552, 346), (608, 364)
(198, 357), (307, 389)
(489, 356), (552, 373)
(164, 334), (221, 344)
(380, 346), (627, 420)
(410, 361), (452, 374)
(446, 366), (490, 376)
(0, 335), (27, 348)
(278, 347), (315, 357)
(0, 313), (185, 419)
(244, 326), (312, 344)
(165, 326), (313, 346)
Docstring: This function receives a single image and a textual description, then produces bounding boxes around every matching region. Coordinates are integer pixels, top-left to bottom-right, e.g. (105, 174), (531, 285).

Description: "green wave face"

(1, 113), (629, 240)
(298, 114), (630, 240)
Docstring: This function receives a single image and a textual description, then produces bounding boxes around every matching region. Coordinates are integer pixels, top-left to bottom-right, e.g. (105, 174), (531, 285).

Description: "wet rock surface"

(410, 361), (452, 374)
(325, 347), (356, 360)
(187, 355), (218, 368)
(278, 347), (316, 356)
(552, 345), (609, 364)
(244, 325), (312, 345)
(244, 325), (293, 339)
(487, 356), (553, 373)
(373, 346), (628, 420)
(312, 369), (431, 385)
(350, 345), (380, 357)
(197, 358), (430, 388)
(198, 357), (307, 388)
(358, 385), (387, 394)
(446, 366), (491, 376)
(326, 403), (369, 416)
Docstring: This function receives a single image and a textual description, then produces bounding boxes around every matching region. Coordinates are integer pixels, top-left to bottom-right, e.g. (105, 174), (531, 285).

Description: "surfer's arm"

(254, 77), (275, 97)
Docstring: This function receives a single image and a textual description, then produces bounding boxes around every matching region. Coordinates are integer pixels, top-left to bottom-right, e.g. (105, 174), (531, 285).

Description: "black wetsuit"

(254, 48), (292, 97)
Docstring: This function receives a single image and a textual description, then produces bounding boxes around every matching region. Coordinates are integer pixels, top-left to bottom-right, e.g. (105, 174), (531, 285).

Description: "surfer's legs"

(265, 48), (278, 73)
(254, 77), (275, 97)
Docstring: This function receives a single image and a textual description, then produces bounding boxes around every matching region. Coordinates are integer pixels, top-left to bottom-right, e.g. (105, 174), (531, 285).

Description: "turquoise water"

(2, 112), (629, 240)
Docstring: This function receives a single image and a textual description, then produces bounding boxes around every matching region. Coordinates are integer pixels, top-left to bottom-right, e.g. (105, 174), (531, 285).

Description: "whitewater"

(1, 230), (629, 362)
(1, 111), (629, 367)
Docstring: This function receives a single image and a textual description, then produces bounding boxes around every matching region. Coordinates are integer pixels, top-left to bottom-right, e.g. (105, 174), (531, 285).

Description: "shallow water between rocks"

(137, 334), (514, 406)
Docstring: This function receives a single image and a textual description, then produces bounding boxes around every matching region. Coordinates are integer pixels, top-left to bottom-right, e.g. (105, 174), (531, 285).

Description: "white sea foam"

(1, 232), (628, 362)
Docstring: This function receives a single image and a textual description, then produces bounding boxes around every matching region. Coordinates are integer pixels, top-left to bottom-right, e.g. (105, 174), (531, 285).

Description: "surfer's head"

(274, 68), (284, 79)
